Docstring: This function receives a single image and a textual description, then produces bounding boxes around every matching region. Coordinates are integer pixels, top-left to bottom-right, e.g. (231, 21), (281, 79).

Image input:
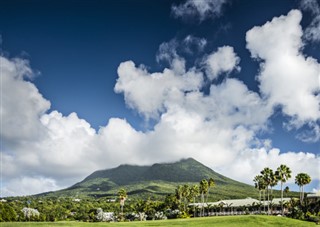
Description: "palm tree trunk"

(259, 190), (261, 213)
(299, 186), (301, 202)
(299, 186), (302, 204)
(281, 182), (283, 215)
(267, 186), (270, 215)
(263, 189), (266, 212)
(202, 193), (205, 216)
(193, 197), (196, 217)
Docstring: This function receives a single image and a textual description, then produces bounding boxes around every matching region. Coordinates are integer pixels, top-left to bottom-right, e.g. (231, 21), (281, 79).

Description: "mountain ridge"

(41, 157), (295, 200)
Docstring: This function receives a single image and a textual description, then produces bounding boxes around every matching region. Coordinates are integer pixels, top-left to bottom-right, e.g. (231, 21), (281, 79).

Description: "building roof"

(190, 197), (292, 208)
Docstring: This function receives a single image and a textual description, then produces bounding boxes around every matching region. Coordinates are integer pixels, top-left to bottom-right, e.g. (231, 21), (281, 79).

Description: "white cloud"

(224, 147), (320, 185)
(114, 60), (203, 119)
(2, 177), (60, 197)
(171, 0), (228, 22)
(246, 10), (320, 138)
(300, 0), (320, 42)
(0, 56), (50, 143)
(205, 46), (241, 80)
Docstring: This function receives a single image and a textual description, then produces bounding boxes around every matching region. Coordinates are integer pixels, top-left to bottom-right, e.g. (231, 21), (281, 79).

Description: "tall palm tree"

(181, 184), (190, 212)
(118, 188), (127, 215)
(295, 173), (311, 204)
(253, 174), (266, 213)
(189, 184), (199, 217)
(261, 167), (274, 214)
(269, 173), (278, 201)
(206, 178), (215, 203)
(275, 164), (291, 215)
(199, 179), (208, 217)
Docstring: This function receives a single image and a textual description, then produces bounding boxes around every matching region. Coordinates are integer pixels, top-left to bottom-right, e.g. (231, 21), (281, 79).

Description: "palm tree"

(206, 178), (215, 203)
(275, 164), (291, 215)
(261, 167), (274, 214)
(269, 173), (278, 201)
(118, 188), (127, 215)
(181, 184), (190, 212)
(253, 174), (266, 213)
(199, 179), (208, 217)
(295, 173), (311, 204)
(189, 184), (199, 217)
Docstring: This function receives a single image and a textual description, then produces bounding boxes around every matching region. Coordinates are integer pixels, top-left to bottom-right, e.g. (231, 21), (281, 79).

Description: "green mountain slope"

(42, 158), (297, 200)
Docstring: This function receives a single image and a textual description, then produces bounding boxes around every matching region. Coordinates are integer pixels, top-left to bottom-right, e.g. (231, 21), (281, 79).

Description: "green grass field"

(0, 216), (315, 227)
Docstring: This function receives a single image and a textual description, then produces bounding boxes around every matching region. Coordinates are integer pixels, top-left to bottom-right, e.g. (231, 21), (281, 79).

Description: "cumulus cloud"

(300, 0), (320, 42)
(114, 60), (203, 119)
(0, 56), (50, 143)
(171, 0), (228, 22)
(205, 46), (241, 80)
(246, 10), (320, 140)
(225, 148), (320, 184)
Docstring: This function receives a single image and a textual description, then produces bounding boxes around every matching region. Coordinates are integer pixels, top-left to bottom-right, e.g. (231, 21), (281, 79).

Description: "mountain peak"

(43, 158), (259, 199)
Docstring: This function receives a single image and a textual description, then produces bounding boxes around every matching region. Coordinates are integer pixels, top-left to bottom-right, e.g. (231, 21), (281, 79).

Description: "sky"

(0, 0), (319, 197)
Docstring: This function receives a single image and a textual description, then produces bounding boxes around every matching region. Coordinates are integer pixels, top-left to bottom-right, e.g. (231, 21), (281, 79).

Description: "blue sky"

(0, 0), (319, 196)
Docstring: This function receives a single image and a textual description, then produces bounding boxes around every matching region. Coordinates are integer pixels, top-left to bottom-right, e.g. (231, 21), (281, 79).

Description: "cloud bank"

(1, 9), (320, 197)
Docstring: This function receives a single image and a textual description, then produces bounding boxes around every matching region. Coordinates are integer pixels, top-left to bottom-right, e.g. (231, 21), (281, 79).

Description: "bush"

(177, 211), (190, 219)
(307, 215), (320, 224)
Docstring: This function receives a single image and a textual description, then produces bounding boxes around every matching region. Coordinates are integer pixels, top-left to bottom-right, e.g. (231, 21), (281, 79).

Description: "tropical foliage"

(253, 165), (318, 224)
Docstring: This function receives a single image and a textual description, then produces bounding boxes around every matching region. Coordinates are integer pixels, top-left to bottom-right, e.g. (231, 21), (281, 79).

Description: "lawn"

(0, 216), (315, 227)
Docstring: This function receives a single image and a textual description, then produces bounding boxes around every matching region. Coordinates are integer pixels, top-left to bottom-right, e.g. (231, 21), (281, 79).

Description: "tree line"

(253, 164), (312, 216)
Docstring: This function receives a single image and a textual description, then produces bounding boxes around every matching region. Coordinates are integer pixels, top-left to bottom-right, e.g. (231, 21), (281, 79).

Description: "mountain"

(41, 158), (292, 200)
